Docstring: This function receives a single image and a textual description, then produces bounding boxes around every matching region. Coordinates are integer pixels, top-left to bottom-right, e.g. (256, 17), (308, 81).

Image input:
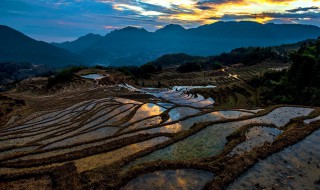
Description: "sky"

(1, 0), (320, 42)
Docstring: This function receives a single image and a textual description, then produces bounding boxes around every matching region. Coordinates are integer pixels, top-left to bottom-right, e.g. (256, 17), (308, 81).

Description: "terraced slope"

(142, 62), (289, 87)
(0, 85), (319, 190)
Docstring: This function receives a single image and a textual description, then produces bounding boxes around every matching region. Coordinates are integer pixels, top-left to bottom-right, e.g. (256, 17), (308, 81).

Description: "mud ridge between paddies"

(0, 72), (319, 190)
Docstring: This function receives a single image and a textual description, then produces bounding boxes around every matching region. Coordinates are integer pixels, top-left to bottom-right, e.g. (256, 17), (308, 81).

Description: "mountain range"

(53, 21), (320, 66)
(0, 25), (84, 68)
(1, 22), (320, 68)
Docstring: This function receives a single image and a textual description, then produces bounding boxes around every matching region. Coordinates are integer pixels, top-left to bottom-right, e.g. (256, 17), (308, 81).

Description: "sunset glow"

(1, 0), (319, 41)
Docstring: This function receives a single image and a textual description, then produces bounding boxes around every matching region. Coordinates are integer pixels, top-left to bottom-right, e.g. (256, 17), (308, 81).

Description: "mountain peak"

(119, 26), (148, 32)
(106, 26), (150, 38)
(0, 25), (16, 30)
(83, 33), (99, 37)
(0, 25), (26, 36)
(0, 25), (84, 67)
(208, 21), (263, 27)
(156, 24), (185, 33)
(0, 25), (36, 43)
(0, 25), (10, 29)
(37, 21), (320, 67)
(52, 33), (103, 53)
(163, 24), (185, 30)
(78, 33), (102, 40)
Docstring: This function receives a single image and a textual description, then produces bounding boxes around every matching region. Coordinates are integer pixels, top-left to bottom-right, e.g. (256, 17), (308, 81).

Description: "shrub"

(47, 66), (85, 88)
(177, 62), (202, 73)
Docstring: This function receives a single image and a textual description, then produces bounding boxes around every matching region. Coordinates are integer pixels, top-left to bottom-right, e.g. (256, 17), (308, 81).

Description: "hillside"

(0, 25), (85, 68)
(53, 21), (320, 66)
(1, 45), (319, 190)
(144, 45), (289, 72)
(52, 33), (103, 53)
(148, 53), (205, 67)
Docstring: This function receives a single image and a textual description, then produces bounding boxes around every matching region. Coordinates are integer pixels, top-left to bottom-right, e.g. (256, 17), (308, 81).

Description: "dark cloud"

(0, 0), (166, 42)
(1, 0), (320, 42)
(206, 11), (320, 21)
(287, 6), (319, 13)
(197, 0), (243, 5)
(258, 12), (320, 19)
(137, 2), (194, 14)
(196, 5), (212, 10)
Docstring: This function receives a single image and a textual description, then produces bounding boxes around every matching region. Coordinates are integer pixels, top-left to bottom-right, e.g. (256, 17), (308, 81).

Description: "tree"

(177, 62), (202, 73)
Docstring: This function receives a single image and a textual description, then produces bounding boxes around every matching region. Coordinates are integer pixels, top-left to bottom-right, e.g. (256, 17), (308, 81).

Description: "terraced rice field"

(143, 62), (290, 87)
(228, 129), (320, 190)
(0, 84), (319, 190)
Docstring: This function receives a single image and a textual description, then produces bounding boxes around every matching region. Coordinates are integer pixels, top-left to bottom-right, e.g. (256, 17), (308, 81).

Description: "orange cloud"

(105, 0), (320, 26)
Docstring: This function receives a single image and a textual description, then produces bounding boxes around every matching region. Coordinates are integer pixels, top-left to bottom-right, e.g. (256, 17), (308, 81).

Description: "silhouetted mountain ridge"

(53, 21), (320, 66)
(155, 24), (186, 34)
(52, 33), (103, 53)
(0, 25), (85, 68)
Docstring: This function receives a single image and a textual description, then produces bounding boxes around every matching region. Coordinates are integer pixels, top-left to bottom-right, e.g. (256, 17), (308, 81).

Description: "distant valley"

(1, 22), (320, 69)
(1, 21), (320, 89)
(53, 21), (320, 66)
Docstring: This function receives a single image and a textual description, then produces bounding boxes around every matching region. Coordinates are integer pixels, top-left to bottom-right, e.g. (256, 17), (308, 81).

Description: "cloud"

(2, 0), (320, 42)
(104, 25), (122, 29)
(113, 4), (165, 16)
(197, 0), (244, 5)
(287, 6), (319, 13)
(96, 0), (320, 27)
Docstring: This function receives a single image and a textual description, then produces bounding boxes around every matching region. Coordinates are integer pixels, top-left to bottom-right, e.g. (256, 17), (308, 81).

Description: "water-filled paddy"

(1, 86), (318, 190)
(229, 126), (282, 156)
(122, 169), (214, 190)
(228, 130), (320, 190)
(81, 74), (105, 80)
(304, 115), (320, 124)
(126, 107), (314, 166)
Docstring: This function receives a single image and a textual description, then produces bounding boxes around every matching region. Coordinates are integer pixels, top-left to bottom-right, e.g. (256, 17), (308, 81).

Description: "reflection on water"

(237, 109), (264, 113)
(172, 85), (216, 91)
(304, 115), (320, 124)
(127, 107), (314, 165)
(44, 127), (119, 150)
(114, 98), (143, 105)
(229, 126), (282, 156)
(143, 87), (215, 108)
(75, 137), (170, 173)
(81, 74), (105, 80)
(126, 123), (235, 167)
(160, 123), (183, 133)
(167, 107), (200, 122)
(228, 130), (320, 190)
(124, 103), (166, 125)
(123, 116), (162, 132)
(252, 107), (314, 127)
(156, 102), (175, 109)
(122, 169), (214, 190)
(170, 110), (253, 131)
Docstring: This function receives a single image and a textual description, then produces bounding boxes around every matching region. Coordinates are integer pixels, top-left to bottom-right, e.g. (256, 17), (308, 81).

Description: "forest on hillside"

(250, 38), (320, 106)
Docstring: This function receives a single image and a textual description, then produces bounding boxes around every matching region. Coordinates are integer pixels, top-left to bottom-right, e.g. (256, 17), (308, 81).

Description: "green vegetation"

(211, 62), (223, 70)
(177, 62), (202, 73)
(47, 66), (85, 88)
(249, 38), (320, 106)
(141, 46), (288, 73)
(140, 63), (162, 74)
(94, 64), (162, 79)
(207, 47), (288, 66)
(147, 53), (204, 67)
(0, 62), (53, 85)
